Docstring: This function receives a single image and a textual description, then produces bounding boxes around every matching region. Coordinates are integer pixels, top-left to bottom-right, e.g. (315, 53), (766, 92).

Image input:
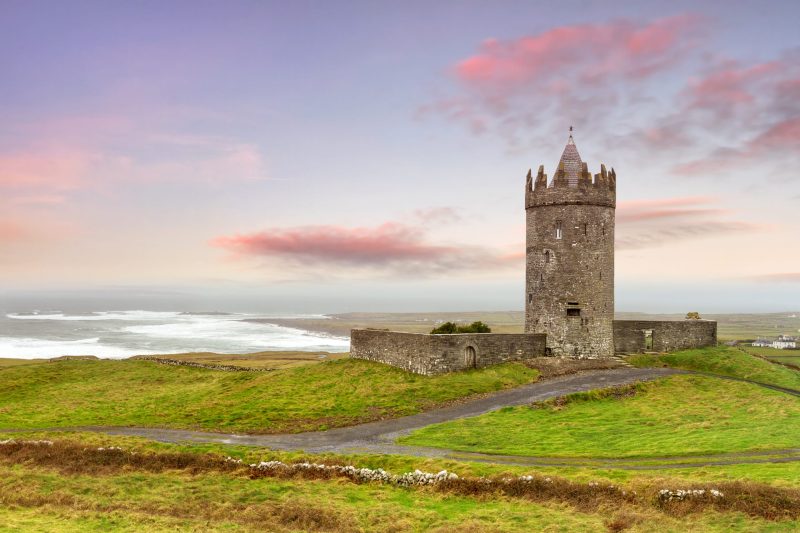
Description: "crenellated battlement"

(525, 132), (616, 209)
(525, 162), (616, 208)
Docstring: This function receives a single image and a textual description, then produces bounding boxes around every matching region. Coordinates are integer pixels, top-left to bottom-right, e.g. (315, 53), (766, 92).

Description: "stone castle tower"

(524, 131), (616, 357)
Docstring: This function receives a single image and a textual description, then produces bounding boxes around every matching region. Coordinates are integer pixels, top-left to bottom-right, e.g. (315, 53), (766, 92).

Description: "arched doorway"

(464, 346), (477, 368)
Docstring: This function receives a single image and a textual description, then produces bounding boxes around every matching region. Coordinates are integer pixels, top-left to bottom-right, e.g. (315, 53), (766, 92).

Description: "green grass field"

(0, 358), (538, 433)
(741, 346), (800, 367)
(398, 375), (800, 458)
(133, 350), (348, 369)
(626, 345), (800, 390)
(3, 343), (800, 531)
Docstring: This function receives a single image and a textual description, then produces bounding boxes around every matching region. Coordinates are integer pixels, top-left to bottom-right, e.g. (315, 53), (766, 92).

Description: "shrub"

(430, 321), (492, 334)
(430, 322), (459, 334)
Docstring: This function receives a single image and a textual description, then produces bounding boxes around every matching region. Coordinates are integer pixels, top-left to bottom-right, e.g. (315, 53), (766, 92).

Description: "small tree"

(460, 321), (492, 333)
(430, 321), (492, 334)
(430, 321), (458, 334)
(686, 312), (701, 320)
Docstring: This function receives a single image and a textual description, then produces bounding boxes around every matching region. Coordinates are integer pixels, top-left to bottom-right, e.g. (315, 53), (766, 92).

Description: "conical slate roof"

(554, 134), (584, 187)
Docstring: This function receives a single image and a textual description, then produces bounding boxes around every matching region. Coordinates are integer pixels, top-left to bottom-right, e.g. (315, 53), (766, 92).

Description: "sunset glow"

(1, 1), (798, 312)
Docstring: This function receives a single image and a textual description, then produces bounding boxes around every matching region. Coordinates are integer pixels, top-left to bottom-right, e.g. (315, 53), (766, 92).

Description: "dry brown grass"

(0, 440), (241, 476)
(2, 440), (799, 523)
(0, 487), (355, 532)
(653, 481), (800, 521)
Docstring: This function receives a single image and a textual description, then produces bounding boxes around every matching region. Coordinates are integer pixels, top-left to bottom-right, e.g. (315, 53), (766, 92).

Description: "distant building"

(774, 335), (797, 349)
(753, 336), (797, 349)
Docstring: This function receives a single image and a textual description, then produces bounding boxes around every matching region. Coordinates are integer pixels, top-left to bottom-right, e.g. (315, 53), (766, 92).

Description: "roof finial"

(568, 125), (574, 144)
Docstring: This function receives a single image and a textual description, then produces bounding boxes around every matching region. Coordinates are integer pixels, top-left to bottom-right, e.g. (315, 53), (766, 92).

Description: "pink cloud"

(686, 61), (782, 112)
(617, 196), (727, 222)
(213, 223), (454, 265)
(616, 196), (763, 250)
(0, 220), (27, 242)
(617, 196), (715, 210)
(454, 15), (700, 89)
(212, 221), (518, 277)
(748, 273), (800, 283)
(423, 15), (703, 149)
(0, 150), (92, 191)
(673, 117), (800, 175)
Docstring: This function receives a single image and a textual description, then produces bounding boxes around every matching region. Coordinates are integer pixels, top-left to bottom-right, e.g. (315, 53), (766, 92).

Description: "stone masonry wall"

(613, 320), (717, 354)
(350, 329), (547, 375)
(524, 162), (616, 358)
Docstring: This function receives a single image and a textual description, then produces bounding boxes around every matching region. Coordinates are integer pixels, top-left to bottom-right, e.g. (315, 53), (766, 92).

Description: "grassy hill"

(400, 346), (800, 457)
(627, 345), (800, 390)
(0, 358), (538, 434)
(398, 374), (800, 457)
(3, 345), (800, 531)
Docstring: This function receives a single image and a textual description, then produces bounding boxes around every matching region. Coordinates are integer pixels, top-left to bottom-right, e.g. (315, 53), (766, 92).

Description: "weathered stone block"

(350, 329), (547, 375)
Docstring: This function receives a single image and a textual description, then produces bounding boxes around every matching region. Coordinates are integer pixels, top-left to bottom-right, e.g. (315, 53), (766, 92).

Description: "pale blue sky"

(1, 0), (798, 312)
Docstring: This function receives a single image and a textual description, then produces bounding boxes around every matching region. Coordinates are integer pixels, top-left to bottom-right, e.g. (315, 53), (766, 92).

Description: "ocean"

(0, 310), (350, 359)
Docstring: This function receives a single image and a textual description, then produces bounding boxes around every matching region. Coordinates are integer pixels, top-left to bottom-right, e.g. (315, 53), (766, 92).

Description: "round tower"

(524, 131), (616, 357)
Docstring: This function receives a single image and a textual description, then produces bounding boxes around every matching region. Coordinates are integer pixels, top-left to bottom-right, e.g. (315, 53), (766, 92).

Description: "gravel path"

(5, 367), (800, 469)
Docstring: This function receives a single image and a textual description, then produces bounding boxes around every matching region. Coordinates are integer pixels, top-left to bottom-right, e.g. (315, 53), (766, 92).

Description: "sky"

(1, 0), (798, 313)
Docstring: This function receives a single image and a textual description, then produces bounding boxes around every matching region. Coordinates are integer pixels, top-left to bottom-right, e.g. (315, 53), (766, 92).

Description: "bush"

(430, 321), (492, 334)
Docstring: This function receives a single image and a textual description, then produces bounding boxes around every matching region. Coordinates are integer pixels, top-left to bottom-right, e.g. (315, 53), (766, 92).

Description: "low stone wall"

(613, 320), (717, 354)
(350, 329), (547, 375)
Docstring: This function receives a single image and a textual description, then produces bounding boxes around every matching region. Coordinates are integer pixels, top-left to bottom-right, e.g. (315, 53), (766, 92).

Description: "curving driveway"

(5, 367), (800, 469)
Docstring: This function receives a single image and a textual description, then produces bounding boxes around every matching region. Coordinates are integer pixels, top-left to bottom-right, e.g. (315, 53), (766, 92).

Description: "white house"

(773, 335), (797, 350)
(751, 336), (797, 349)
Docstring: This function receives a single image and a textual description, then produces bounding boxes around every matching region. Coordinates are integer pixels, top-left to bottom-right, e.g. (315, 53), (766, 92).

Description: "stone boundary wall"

(613, 320), (717, 354)
(350, 329), (546, 375)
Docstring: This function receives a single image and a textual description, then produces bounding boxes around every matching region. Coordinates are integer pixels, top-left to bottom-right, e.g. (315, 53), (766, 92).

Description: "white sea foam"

(0, 337), (159, 359)
(6, 310), (183, 321)
(123, 315), (349, 351)
(1, 310), (349, 359)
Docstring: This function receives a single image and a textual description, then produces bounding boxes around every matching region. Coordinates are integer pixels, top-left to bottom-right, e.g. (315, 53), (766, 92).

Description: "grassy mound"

(398, 375), (800, 458)
(627, 346), (800, 390)
(0, 358), (538, 434)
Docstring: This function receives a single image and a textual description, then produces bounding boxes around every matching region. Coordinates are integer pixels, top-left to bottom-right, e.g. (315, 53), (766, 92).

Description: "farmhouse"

(351, 132), (717, 374)
(755, 336), (798, 349)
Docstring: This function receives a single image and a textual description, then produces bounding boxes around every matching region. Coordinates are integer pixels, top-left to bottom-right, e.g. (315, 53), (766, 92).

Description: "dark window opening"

(544, 250), (550, 263)
(599, 272), (603, 280)
(567, 301), (579, 306)
(583, 223), (588, 236)
(567, 308), (581, 317)
(528, 293), (533, 305)
(539, 273), (544, 283)
(602, 225), (606, 236)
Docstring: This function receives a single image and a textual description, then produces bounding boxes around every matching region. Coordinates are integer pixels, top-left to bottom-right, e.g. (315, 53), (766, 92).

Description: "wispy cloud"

(0, 220), (27, 242)
(211, 218), (518, 278)
(746, 273), (800, 283)
(673, 117), (800, 175)
(616, 196), (763, 250)
(419, 14), (703, 149)
(0, 149), (93, 192)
